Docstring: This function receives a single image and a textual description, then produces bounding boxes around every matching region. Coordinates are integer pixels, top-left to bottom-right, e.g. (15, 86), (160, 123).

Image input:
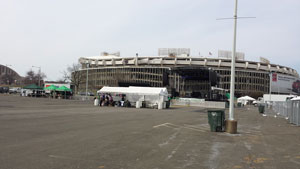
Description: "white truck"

(263, 94), (296, 102)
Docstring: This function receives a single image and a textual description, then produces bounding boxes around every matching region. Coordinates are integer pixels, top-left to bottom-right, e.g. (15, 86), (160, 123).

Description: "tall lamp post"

(32, 66), (41, 87)
(226, 0), (239, 134)
(269, 72), (272, 107)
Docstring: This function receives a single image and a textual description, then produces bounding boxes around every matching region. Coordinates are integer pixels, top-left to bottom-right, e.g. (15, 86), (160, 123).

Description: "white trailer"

(263, 94), (296, 102)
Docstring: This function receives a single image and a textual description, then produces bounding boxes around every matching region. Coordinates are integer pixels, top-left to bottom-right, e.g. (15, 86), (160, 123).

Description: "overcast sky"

(0, 0), (299, 81)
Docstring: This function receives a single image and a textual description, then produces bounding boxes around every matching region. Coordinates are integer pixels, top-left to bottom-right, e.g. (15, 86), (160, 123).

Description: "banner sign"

(270, 73), (300, 94)
(44, 83), (70, 89)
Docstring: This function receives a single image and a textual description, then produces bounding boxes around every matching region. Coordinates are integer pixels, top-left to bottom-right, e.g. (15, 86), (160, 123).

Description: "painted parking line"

(153, 123), (207, 132)
(48, 155), (94, 162)
(153, 123), (170, 128)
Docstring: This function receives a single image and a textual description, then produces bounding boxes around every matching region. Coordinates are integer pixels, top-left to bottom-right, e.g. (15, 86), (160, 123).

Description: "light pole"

(32, 66), (41, 87)
(227, 0), (238, 134)
(269, 72), (272, 107)
(85, 62), (89, 98)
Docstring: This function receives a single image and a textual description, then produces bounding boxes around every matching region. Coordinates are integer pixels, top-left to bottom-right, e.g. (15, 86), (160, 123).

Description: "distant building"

(0, 64), (22, 85)
(75, 50), (299, 98)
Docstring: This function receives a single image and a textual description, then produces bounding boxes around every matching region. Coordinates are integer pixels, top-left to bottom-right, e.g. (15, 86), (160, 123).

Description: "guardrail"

(271, 100), (300, 126)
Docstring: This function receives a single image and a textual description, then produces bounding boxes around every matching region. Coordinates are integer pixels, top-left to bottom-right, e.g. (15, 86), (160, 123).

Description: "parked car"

(9, 87), (21, 94)
(0, 87), (9, 93)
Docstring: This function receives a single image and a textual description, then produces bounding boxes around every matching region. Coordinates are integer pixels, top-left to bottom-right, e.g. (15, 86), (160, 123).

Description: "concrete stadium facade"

(77, 56), (299, 98)
(0, 64), (22, 85)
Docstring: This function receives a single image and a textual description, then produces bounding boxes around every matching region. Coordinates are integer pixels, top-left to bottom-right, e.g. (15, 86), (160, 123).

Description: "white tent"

(237, 96), (255, 105)
(97, 87), (131, 94)
(97, 86), (169, 107)
(291, 97), (300, 101)
(128, 86), (168, 97)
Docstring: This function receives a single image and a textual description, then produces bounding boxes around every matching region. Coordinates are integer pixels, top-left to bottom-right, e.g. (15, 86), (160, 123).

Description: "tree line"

(1, 63), (83, 93)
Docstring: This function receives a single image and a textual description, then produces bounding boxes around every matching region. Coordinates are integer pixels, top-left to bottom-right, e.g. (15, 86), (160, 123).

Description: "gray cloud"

(0, 0), (299, 80)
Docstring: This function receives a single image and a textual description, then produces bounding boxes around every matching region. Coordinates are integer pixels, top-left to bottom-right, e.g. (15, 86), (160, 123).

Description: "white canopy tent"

(97, 86), (169, 107)
(291, 97), (300, 101)
(98, 86), (131, 94)
(237, 96), (255, 105)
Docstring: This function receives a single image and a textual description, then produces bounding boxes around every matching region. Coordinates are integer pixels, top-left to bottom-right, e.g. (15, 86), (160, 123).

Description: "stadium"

(0, 64), (22, 85)
(76, 49), (299, 99)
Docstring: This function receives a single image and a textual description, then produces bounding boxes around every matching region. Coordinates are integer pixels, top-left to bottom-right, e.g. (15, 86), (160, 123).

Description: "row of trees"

(23, 63), (83, 93)
(61, 63), (83, 93)
(23, 70), (47, 86)
(0, 74), (17, 85)
(1, 63), (83, 93)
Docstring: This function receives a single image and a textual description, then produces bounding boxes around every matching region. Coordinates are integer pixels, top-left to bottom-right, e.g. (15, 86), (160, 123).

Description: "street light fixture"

(217, 0), (254, 134)
(227, 0), (238, 134)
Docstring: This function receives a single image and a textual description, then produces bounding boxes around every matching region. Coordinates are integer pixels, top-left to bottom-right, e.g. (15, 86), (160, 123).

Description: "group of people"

(96, 93), (130, 107)
(98, 93), (114, 106)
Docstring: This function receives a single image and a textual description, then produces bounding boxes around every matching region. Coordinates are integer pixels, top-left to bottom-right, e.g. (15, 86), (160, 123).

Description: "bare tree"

(63, 63), (83, 94)
(0, 74), (15, 85)
(24, 70), (46, 85)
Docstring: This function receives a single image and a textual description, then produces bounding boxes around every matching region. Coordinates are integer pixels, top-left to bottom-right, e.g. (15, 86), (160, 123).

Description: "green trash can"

(258, 104), (265, 114)
(165, 100), (170, 108)
(207, 109), (225, 132)
(142, 101), (146, 108)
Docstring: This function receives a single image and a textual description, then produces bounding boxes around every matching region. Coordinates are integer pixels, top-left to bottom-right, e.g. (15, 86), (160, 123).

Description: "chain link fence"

(270, 100), (300, 126)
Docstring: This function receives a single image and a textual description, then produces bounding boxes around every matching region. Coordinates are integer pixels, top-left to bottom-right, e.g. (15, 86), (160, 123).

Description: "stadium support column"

(226, 0), (238, 134)
(174, 73), (177, 92)
(85, 62), (89, 98)
(177, 75), (180, 95)
(135, 53), (138, 66)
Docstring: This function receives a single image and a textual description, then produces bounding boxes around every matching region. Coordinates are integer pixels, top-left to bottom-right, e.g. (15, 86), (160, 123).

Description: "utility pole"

(217, 2), (255, 132)
(227, 0), (239, 134)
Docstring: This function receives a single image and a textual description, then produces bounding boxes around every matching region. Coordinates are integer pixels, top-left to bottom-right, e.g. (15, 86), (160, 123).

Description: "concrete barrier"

(171, 98), (225, 109)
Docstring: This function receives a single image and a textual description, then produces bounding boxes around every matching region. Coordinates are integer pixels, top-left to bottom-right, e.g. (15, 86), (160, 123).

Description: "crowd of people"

(96, 93), (130, 107)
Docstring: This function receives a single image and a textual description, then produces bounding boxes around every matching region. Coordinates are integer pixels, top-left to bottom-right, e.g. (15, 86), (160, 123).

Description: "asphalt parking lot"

(0, 95), (300, 169)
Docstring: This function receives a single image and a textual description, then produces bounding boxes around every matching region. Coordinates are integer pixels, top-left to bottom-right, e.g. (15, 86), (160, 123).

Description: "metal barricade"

(271, 100), (300, 126)
(293, 101), (300, 126)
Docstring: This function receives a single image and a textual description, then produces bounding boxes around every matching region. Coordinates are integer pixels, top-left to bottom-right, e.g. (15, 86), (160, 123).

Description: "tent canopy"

(97, 86), (169, 104)
(44, 85), (57, 91)
(237, 96), (255, 105)
(56, 86), (72, 92)
(291, 97), (300, 101)
(128, 86), (168, 96)
(98, 87), (130, 94)
(225, 93), (237, 100)
(98, 86), (168, 96)
(23, 84), (43, 90)
(238, 96), (255, 101)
